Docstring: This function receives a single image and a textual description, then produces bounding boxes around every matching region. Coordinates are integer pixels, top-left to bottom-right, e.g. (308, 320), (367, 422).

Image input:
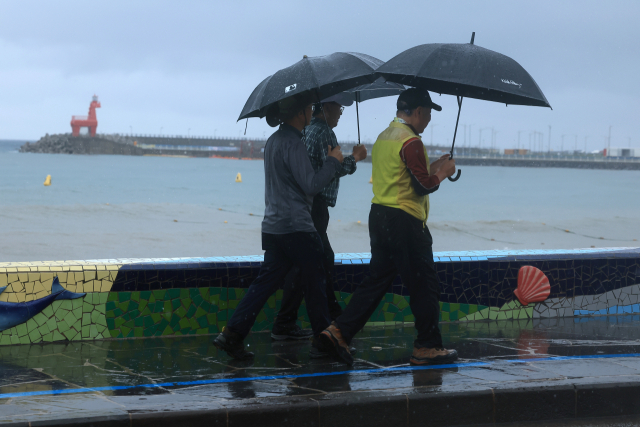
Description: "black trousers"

(226, 232), (331, 338)
(273, 195), (343, 332)
(335, 204), (443, 349)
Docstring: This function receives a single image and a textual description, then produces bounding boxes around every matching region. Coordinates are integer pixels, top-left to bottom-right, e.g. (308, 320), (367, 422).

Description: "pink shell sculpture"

(514, 266), (550, 306)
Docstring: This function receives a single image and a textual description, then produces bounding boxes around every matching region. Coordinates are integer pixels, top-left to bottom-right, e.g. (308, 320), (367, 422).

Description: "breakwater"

(19, 134), (640, 170)
(1, 247), (638, 346)
(455, 155), (640, 170)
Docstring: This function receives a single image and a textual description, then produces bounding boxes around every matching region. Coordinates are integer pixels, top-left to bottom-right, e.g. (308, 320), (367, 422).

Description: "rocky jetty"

(20, 134), (143, 155)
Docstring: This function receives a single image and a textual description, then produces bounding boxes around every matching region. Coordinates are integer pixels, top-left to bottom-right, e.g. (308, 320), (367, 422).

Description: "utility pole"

(518, 131), (524, 150)
(608, 125), (612, 152)
(462, 124), (467, 147)
(548, 125), (551, 152)
(492, 128), (498, 152)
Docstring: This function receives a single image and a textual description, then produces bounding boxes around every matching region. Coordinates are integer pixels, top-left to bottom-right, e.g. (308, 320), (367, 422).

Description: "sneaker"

(410, 347), (458, 365)
(271, 324), (313, 341)
(213, 329), (254, 360)
(318, 323), (353, 365)
(310, 338), (357, 359)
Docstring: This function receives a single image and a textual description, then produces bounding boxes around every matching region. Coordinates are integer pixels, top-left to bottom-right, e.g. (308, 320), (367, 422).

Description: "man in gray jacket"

(213, 94), (347, 361)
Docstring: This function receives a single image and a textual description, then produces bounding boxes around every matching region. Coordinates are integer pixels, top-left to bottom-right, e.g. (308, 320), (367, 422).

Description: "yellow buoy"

(235, 173), (242, 183)
(43, 175), (51, 186)
(369, 175), (372, 184)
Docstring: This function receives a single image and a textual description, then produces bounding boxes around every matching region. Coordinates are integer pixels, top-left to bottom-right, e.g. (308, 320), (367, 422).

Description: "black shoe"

(213, 329), (254, 360)
(271, 324), (313, 341)
(310, 337), (357, 359)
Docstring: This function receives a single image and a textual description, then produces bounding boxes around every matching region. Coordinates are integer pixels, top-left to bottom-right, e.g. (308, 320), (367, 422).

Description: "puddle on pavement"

(2, 314), (640, 399)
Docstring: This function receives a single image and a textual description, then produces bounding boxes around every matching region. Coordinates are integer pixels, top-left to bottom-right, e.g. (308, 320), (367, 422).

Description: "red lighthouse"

(70, 95), (101, 137)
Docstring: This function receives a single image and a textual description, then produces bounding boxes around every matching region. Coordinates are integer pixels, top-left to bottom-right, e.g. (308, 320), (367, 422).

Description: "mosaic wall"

(0, 247), (638, 346)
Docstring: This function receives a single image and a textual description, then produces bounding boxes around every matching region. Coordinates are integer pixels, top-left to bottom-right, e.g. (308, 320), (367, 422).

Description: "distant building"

(604, 148), (636, 157)
(504, 149), (529, 155)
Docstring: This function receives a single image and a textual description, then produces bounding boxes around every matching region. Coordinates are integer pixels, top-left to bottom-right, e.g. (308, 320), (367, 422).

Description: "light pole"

(608, 125), (612, 152)
(479, 128), (490, 151)
(548, 125), (552, 153)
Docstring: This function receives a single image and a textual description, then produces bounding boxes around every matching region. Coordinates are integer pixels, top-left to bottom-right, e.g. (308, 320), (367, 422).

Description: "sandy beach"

(1, 202), (636, 262)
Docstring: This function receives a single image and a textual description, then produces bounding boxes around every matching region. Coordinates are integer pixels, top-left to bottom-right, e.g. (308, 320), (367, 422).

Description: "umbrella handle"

(448, 169), (461, 182)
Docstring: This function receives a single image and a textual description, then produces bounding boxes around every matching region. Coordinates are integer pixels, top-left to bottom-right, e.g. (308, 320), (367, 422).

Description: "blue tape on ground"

(2, 353), (640, 400)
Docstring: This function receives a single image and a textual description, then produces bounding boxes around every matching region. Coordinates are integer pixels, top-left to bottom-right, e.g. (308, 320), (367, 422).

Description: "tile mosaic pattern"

(0, 247), (638, 346)
(0, 293), (109, 345)
(0, 262), (120, 346)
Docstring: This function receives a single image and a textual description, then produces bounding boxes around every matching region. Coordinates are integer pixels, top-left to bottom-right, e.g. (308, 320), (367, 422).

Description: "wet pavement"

(3, 315), (640, 426)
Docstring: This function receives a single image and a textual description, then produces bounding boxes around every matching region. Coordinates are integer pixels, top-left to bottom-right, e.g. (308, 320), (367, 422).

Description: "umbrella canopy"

(238, 52), (381, 121)
(322, 78), (405, 105)
(320, 77), (406, 145)
(376, 43), (551, 108)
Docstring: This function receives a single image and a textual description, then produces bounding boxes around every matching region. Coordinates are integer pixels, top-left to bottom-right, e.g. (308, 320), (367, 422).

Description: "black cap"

(397, 88), (442, 112)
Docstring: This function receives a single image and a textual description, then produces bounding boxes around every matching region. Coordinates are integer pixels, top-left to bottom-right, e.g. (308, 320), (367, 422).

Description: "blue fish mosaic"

(0, 277), (85, 332)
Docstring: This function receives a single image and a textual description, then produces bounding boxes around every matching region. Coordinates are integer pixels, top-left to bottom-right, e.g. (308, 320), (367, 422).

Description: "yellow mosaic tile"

(18, 272), (28, 282)
(0, 275), (7, 287)
(101, 280), (113, 292)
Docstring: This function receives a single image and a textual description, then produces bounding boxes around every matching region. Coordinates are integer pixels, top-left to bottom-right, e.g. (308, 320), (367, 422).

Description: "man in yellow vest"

(319, 88), (458, 365)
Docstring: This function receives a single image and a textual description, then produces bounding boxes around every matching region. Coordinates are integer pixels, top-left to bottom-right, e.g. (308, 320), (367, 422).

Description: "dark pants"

(273, 196), (343, 332)
(226, 232), (332, 339)
(335, 204), (443, 349)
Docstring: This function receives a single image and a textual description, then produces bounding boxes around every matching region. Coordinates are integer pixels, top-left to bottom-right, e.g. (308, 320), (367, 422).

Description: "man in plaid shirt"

(271, 99), (367, 349)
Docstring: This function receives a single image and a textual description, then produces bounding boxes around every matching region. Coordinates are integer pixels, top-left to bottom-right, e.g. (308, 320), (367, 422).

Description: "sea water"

(1, 139), (639, 260)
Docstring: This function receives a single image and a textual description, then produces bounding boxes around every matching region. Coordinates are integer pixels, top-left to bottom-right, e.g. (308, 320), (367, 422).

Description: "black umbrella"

(322, 78), (405, 144)
(376, 33), (551, 181)
(238, 52), (381, 121)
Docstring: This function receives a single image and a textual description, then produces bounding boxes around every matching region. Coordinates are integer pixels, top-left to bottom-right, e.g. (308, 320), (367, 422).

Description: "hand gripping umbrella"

(238, 52), (381, 122)
(376, 33), (551, 182)
(322, 77), (405, 145)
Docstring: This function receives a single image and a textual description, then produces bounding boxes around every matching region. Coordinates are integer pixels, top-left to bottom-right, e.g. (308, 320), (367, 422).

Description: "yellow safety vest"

(371, 118), (431, 222)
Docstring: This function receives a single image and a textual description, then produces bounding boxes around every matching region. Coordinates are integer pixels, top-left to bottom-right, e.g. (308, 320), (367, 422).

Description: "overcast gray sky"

(1, 0), (638, 151)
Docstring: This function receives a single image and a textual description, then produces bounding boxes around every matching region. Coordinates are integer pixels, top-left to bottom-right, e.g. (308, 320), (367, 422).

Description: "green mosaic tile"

(186, 305), (197, 318)
(107, 292), (118, 302)
(26, 318), (38, 332)
(153, 290), (166, 300)
(131, 291), (140, 302)
(16, 323), (28, 337)
(397, 297), (409, 310)
(28, 328), (41, 342)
